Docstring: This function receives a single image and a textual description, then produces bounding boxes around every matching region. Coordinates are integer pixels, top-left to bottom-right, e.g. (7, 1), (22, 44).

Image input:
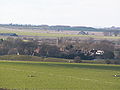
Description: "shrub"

(74, 56), (82, 63)
(105, 60), (111, 64)
(113, 60), (120, 64)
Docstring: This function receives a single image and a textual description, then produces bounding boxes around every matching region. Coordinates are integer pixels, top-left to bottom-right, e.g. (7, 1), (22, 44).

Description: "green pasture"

(1, 29), (120, 39)
(0, 61), (120, 90)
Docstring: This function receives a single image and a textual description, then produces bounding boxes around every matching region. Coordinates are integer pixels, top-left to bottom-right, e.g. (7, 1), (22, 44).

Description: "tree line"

(0, 37), (118, 61)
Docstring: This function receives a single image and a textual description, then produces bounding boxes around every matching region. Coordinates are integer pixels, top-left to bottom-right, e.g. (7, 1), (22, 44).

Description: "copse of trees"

(0, 37), (118, 61)
(0, 38), (38, 55)
(38, 44), (60, 57)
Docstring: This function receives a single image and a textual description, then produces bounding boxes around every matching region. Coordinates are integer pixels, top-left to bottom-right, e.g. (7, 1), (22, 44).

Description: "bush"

(103, 51), (114, 59)
(113, 60), (120, 64)
(74, 56), (82, 63)
(105, 60), (111, 64)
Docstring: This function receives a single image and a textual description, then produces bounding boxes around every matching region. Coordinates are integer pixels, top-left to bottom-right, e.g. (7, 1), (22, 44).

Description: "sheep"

(28, 75), (35, 77)
(113, 75), (120, 77)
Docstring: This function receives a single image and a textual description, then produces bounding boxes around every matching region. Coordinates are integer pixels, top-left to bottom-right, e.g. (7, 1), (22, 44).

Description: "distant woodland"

(0, 24), (120, 32)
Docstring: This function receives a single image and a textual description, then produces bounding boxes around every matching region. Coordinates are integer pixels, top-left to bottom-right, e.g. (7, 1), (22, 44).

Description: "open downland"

(1, 29), (120, 39)
(0, 61), (120, 90)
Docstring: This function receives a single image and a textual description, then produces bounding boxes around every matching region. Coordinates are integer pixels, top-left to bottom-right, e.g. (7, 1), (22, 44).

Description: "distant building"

(89, 49), (104, 56)
(0, 33), (18, 36)
(78, 31), (88, 35)
(95, 50), (104, 55)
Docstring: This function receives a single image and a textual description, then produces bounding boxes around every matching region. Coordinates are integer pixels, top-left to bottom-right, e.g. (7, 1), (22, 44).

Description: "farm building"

(78, 31), (88, 35)
(0, 33), (18, 36)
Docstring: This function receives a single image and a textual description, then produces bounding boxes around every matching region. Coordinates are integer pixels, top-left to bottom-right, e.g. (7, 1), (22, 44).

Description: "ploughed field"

(0, 61), (120, 90)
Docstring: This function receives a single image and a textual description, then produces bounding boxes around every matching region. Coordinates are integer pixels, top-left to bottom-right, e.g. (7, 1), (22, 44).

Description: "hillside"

(0, 61), (120, 89)
(0, 24), (104, 32)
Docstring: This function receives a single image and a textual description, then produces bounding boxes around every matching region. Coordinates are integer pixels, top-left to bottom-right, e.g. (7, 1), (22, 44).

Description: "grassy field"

(0, 61), (120, 90)
(0, 55), (69, 62)
(1, 29), (120, 39)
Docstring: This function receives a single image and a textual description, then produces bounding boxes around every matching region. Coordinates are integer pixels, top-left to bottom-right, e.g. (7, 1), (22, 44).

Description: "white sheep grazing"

(28, 75), (35, 77)
(114, 75), (120, 77)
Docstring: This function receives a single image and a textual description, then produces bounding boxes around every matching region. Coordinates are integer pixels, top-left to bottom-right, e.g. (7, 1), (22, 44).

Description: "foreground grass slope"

(0, 61), (120, 90)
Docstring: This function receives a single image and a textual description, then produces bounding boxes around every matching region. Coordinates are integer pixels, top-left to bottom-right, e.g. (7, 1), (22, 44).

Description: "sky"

(0, 0), (119, 27)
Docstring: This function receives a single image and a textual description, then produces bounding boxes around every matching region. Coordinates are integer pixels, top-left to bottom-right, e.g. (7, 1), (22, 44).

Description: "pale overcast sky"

(0, 0), (119, 27)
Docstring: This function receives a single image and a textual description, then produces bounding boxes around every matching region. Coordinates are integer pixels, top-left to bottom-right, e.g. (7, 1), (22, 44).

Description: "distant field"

(0, 61), (120, 90)
(1, 29), (120, 39)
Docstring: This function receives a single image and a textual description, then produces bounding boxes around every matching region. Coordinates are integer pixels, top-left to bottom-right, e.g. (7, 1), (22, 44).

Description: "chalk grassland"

(0, 61), (120, 90)
(0, 29), (120, 39)
(0, 55), (69, 62)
